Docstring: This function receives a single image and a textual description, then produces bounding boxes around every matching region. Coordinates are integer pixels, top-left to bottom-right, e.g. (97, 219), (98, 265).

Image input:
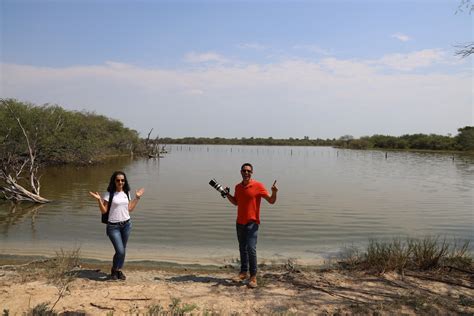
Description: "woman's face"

(115, 174), (125, 190)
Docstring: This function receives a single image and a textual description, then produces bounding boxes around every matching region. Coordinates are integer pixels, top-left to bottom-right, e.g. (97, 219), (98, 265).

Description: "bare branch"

(146, 128), (153, 141)
(0, 99), (49, 203)
(16, 157), (30, 179)
(6, 105), (36, 164)
(456, 0), (474, 14)
(455, 42), (474, 58)
(3, 174), (49, 203)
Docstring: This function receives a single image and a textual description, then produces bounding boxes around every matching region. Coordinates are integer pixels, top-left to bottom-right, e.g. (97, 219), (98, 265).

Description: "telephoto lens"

(209, 179), (229, 198)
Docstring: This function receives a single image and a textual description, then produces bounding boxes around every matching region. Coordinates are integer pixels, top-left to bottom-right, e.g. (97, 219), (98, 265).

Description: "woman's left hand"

(135, 188), (145, 199)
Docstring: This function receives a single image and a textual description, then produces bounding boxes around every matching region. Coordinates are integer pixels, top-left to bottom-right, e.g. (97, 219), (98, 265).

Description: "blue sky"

(1, 0), (472, 138)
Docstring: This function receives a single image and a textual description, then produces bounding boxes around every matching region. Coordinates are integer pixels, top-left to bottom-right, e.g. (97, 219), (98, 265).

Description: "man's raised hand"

(271, 180), (278, 193)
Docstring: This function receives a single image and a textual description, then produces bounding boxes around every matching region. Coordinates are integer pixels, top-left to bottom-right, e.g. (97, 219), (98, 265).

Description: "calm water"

(0, 145), (473, 264)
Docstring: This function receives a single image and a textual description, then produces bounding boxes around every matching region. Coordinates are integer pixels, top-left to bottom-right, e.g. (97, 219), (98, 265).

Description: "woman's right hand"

(89, 191), (101, 200)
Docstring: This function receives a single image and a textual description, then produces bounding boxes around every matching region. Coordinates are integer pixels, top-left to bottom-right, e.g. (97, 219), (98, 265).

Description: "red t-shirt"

(235, 179), (269, 225)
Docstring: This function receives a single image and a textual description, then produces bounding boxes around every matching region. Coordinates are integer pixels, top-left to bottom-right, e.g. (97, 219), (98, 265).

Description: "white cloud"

(320, 57), (375, 77)
(237, 42), (266, 50)
(371, 49), (445, 71)
(184, 52), (229, 64)
(391, 33), (412, 42)
(1, 50), (471, 138)
(104, 61), (134, 70)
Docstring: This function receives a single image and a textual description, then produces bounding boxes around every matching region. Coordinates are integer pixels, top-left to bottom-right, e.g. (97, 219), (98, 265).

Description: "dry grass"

(340, 236), (472, 273)
(12, 248), (82, 313)
(44, 248), (81, 288)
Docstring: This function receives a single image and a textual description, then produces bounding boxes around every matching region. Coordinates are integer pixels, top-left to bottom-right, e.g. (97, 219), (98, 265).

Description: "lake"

(0, 145), (472, 265)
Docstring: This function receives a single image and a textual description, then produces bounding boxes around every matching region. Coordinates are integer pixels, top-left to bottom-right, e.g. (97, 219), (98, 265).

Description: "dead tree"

(145, 128), (162, 158)
(455, 0), (474, 57)
(0, 100), (50, 203)
(455, 43), (474, 58)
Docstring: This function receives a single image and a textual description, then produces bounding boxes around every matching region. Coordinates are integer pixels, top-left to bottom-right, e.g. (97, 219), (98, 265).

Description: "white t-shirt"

(103, 191), (131, 223)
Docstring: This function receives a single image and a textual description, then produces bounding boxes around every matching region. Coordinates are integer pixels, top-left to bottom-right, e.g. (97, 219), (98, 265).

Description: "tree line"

(334, 129), (473, 151)
(159, 136), (334, 147)
(160, 128), (474, 152)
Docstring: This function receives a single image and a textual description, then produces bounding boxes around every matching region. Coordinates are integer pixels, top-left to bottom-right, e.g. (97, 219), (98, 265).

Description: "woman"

(89, 171), (145, 280)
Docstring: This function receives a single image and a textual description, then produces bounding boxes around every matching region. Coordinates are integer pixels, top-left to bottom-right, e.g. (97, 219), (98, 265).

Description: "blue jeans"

(106, 221), (132, 270)
(236, 222), (259, 276)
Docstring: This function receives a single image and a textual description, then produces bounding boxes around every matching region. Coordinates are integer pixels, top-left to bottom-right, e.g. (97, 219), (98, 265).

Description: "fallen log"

(0, 174), (50, 203)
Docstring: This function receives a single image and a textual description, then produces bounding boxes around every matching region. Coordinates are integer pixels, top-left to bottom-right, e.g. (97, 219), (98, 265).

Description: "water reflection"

(0, 202), (46, 236)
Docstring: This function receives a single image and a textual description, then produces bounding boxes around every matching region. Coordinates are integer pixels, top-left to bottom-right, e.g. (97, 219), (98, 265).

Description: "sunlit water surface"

(1, 145), (472, 264)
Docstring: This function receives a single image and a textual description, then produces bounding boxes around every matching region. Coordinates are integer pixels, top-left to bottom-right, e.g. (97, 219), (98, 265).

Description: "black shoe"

(110, 268), (118, 280)
(116, 270), (126, 280)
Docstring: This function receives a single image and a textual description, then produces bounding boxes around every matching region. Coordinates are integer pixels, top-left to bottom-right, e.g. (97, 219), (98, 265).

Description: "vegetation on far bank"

(159, 127), (474, 152)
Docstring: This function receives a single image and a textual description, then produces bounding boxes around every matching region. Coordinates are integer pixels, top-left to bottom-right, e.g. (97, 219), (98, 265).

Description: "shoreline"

(0, 240), (331, 267)
(1, 253), (472, 315)
(0, 248), (327, 271)
(162, 143), (473, 154)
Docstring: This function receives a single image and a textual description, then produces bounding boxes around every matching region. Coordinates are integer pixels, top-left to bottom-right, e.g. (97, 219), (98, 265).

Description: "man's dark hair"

(241, 163), (253, 171)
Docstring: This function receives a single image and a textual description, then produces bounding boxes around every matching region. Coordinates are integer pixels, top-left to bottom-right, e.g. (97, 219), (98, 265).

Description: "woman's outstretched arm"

(89, 191), (108, 214)
(129, 188), (145, 212)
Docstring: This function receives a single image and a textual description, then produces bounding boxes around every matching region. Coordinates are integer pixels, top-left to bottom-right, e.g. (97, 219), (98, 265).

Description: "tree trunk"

(0, 174), (50, 203)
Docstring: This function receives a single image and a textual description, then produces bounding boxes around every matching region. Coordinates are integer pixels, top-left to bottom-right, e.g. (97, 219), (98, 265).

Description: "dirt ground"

(0, 259), (473, 315)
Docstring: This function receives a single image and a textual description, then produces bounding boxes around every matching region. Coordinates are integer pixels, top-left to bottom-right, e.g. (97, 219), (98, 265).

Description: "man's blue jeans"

(106, 221), (132, 270)
(236, 222), (259, 276)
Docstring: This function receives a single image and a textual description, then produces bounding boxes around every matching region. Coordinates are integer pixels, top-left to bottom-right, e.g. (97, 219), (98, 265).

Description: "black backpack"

(101, 191), (130, 224)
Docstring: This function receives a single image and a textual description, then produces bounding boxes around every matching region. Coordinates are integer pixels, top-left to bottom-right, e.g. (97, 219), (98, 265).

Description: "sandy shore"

(0, 256), (473, 315)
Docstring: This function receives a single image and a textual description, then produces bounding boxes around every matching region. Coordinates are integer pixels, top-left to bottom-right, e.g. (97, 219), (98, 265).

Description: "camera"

(209, 179), (230, 198)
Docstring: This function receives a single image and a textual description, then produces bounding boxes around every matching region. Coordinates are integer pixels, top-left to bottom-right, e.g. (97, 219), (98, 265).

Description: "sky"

(1, 0), (472, 139)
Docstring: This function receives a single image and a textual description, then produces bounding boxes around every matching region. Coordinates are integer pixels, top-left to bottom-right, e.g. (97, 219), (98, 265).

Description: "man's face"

(240, 166), (253, 181)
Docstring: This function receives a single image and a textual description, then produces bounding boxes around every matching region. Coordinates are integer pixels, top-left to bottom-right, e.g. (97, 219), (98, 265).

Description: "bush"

(0, 99), (141, 165)
(45, 248), (81, 287)
(340, 237), (472, 273)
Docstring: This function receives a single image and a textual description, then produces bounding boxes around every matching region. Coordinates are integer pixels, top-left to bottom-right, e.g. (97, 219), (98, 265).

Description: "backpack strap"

(102, 191), (114, 224)
(107, 191), (114, 212)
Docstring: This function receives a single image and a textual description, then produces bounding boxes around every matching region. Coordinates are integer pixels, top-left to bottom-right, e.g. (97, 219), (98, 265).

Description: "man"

(226, 163), (278, 288)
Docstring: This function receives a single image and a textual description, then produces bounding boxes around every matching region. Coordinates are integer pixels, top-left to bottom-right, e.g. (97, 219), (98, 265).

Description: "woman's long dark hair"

(107, 171), (131, 195)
